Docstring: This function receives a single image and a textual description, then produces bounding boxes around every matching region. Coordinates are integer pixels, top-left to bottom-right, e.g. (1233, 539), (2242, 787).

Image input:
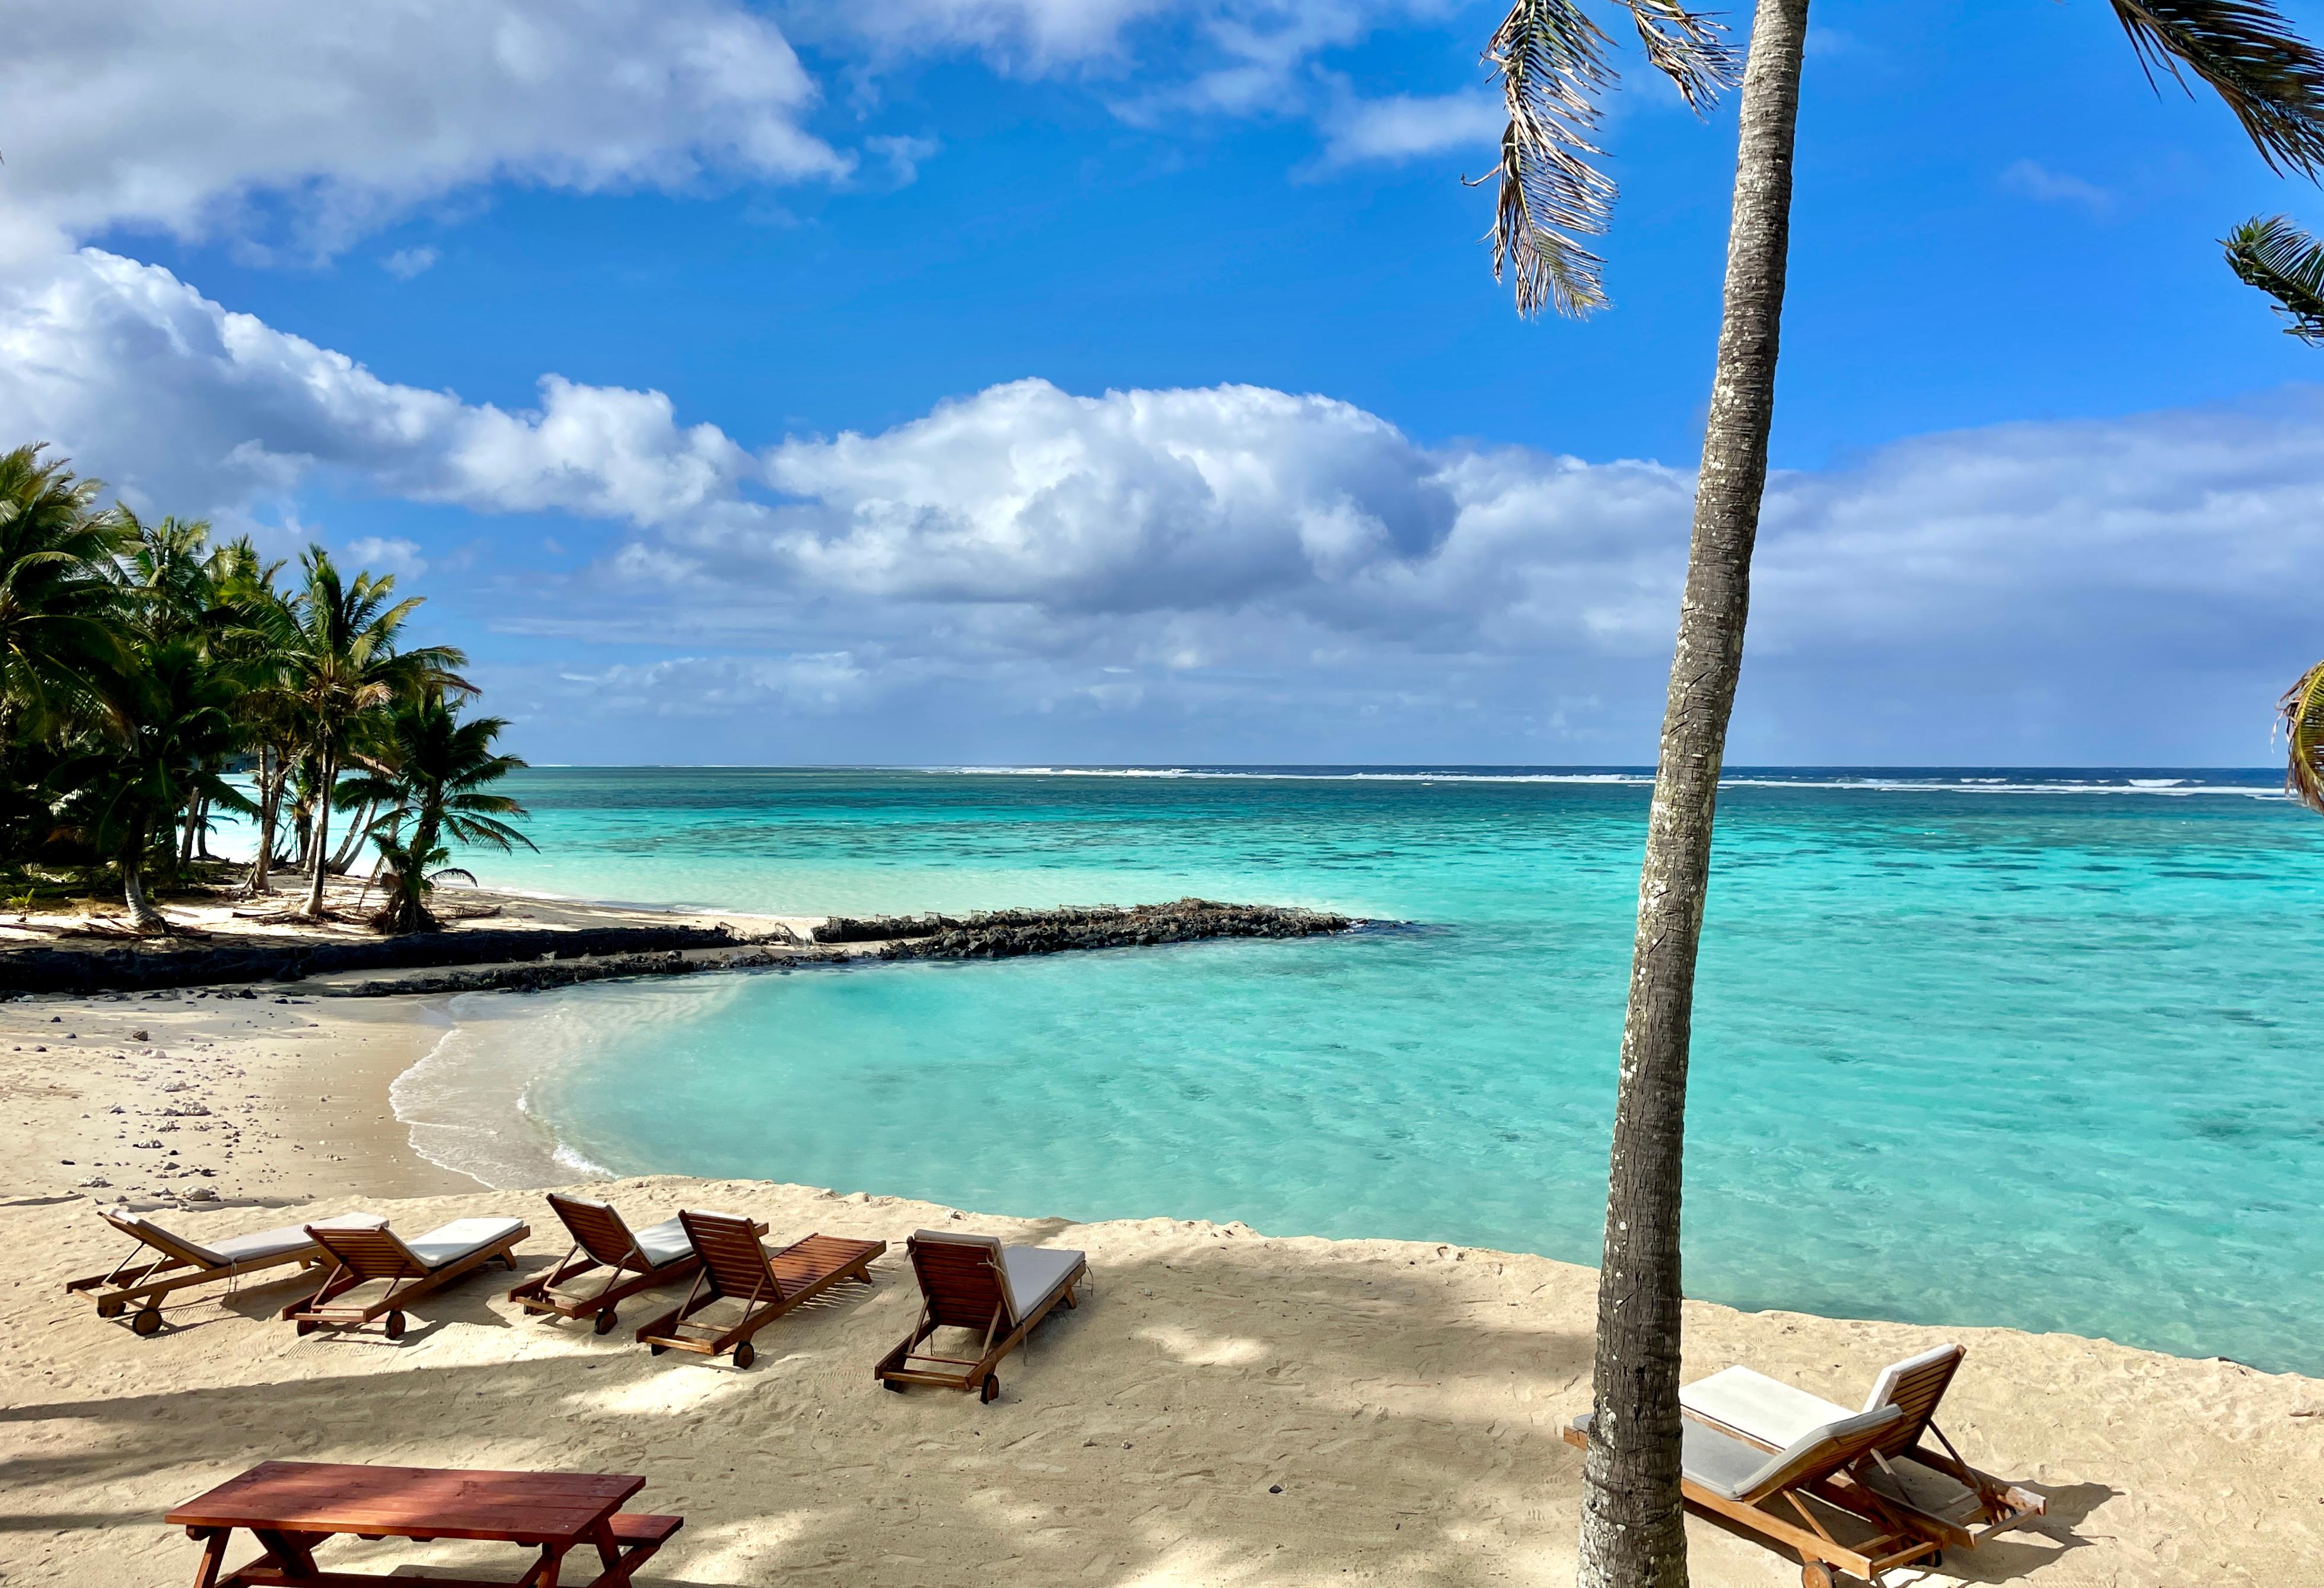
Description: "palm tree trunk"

(329, 798), (373, 874)
(247, 748), (277, 895)
(122, 844), (164, 934)
(1575, 5), (1807, 1587)
(301, 750), (334, 918)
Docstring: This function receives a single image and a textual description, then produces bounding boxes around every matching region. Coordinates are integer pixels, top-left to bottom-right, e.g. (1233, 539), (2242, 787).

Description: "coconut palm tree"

(282, 548), (468, 919)
(0, 446), (126, 869)
(53, 637), (255, 931)
(342, 692), (532, 933)
(1476, 5), (2324, 1583)
(0, 445), (124, 740)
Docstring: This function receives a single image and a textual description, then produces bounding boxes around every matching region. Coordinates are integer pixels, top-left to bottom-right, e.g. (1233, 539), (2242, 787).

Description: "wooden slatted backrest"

(677, 1210), (778, 1302)
(305, 1222), (426, 1281)
(1862, 1344), (1963, 1455)
(547, 1194), (642, 1269)
(104, 1208), (224, 1268)
(906, 1232), (1011, 1329)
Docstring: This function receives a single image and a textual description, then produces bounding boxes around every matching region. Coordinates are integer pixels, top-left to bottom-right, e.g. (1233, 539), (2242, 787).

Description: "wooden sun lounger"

(66, 1209), (385, 1336)
(509, 1194), (765, 1336)
(1679, 1343), (2046, 1557)
(633, 1210), (884, 1369)
(873, 1229), (1088, 1403)
(1564, 1404), (1941, 1588)
(281, 1217), (530, 1339)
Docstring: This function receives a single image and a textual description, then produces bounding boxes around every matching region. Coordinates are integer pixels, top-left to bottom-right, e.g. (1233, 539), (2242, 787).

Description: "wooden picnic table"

(165, 1460), (683, 1588)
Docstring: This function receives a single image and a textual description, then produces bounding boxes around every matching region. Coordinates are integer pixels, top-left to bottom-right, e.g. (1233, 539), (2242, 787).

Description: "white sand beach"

(2, 976), (2320, 1587)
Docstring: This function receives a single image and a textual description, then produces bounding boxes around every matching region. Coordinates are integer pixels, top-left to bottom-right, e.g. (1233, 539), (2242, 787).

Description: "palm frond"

(2110, 1), (2324, 175)
(1477, 0), (1621, 318)
(1476, 1), (1732, 319)
(1622, 1), (1737, 112)
(2224, 213), (2324, 339)
(2279, 658), (2324, 812)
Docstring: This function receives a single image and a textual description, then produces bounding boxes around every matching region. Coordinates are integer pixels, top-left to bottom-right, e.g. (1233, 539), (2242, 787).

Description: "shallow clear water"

(434, 767), (2324, 1374)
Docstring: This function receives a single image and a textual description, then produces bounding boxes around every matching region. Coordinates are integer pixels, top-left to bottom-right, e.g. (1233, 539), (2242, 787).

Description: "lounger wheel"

(649, 1342), (666, 1355)
(384, 1310), (407, 1340)
(733, 1342), (756, 1370)
(1800, 1564), (1835, 1588)
(132, 1304), (164, 1337)
(295, 1319), (316, 1336)
(980, 1372), (1000, 1404)
(882, 1376), (906, 1392)
(594, 1307), (619, 1336)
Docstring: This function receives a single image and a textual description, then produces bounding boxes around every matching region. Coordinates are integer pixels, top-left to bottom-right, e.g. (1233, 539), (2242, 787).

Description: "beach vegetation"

(0, 447), (521, 934)
(2221, 214), (2324, 810)
(1475, 4), (2324, 1584)
(341, 691), (533, 934)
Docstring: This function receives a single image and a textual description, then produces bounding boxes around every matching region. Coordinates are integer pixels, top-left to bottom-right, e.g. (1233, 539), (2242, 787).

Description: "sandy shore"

(2, 980), (2321, 1586)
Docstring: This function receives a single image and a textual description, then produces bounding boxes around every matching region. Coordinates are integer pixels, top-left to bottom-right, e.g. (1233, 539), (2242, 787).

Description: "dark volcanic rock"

(0, 922), (769, 995)
(874, 899), (1352, 961)
(811, 914), (954, 944)
(332, 946), (810, 997)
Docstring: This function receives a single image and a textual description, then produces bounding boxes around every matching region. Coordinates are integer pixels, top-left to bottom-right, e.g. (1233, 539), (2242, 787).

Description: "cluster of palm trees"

(0, 443), (530, 935)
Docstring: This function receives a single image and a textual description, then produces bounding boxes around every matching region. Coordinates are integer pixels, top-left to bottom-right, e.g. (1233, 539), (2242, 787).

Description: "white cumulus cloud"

(7, 242), (2321, 760)
(0, 0), (844, 261)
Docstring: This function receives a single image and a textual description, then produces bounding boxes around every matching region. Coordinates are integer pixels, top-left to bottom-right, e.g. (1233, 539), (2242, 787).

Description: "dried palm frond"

(2109, 1), (2324, 174)
(2278, 658), (2324, 813)
(2224, 214), (2324, 340)
(1476, 1), (1734, 319)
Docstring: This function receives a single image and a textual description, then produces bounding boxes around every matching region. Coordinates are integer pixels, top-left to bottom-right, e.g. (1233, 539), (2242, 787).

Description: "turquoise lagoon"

(409, 768), (2324, 1374)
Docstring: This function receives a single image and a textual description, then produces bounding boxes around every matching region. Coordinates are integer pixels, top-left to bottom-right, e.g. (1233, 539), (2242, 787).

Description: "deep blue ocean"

(400, 767), (2324, 1374)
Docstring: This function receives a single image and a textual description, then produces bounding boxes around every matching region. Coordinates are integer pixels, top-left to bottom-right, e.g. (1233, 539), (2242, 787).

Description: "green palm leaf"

(2280, 659), (2324, 812)
(2223, 213), (2324, 339)
(2110, 1), (2324, 174)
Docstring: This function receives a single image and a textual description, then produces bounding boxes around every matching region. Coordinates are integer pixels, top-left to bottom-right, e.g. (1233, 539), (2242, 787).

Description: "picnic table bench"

(166, 1461), (682, 1588)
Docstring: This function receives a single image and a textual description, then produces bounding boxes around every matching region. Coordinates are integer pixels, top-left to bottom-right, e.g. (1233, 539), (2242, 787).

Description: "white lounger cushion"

(1680, 1365), (1853, 1449)
(1579, 1405), (1903, 1504)
(404, 1217), (525, 1271)
(114, 1208), (383, 1269)
(623, 1208), (746, 1268)
(631, 1214), (705, 1269)
(998, 1246), (1085, 1321)
(1682, 1342), (1966, 1449)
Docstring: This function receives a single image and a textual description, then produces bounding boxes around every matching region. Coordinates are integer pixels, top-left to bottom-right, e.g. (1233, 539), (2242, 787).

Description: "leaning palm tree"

(341, 692), (532, 933)
(1476, 5), (2324, 1584)
(282, 548), (468, 919)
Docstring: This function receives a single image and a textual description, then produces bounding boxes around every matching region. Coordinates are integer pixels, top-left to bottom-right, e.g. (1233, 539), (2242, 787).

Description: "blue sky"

(7, 0), (2324, 765)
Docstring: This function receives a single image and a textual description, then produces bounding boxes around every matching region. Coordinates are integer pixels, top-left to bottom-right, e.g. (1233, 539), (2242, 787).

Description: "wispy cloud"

(1316, 88), (1501, 168)
(381, 246), (440, 279)
(2000, 158), (2113, 217)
